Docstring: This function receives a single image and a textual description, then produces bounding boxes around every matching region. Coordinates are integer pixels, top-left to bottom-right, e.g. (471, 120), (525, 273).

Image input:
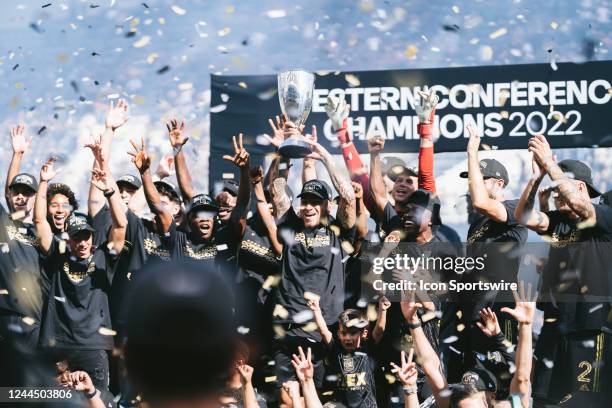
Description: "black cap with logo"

(297, 180), (330, 201)
(9, 173), (38, 193)
(558, 159), (601, 198)
(221, 180), (239, 197)
(65, 213), (94, 237)
(187, 194), (219, 214)
(459, 367), (497, 392)
(154, 180), (181, 202)
(117, 174), (142, 190)
(460, 158), (509, 186)
(405, 189), (442, 225)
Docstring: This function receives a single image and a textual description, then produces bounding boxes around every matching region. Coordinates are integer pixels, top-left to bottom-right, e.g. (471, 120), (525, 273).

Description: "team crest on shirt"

(5, 224), (38, 247)
(342, 355), (355, 372)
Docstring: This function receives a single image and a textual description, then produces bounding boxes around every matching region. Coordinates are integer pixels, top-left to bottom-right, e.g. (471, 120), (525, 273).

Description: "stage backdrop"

(209, 60), (611, 187)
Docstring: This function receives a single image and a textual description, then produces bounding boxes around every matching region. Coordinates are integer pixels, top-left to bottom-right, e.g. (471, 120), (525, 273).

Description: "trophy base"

(278, 139), (312, 158)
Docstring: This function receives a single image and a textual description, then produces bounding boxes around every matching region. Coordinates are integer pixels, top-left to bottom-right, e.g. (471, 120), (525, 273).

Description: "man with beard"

(515, 134), (612, 407)
(34, 155), (127, 394)
(0, 124), (44, 348)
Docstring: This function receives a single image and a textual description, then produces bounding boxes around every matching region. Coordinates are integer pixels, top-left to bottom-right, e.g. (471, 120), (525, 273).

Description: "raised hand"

(466, 124), (480, 154)
(282, 381), (301, 399)
(40, 157), (59, 182)
(306, 296), (320, 312)
(10, 124), (31, 154)
(105, 99), (130, 130)
(378, 295), (391, 312)
(390, 349), (418, 387)
(90, 168), (111, 192)
(155, 154), (176, 179)
(66, 371), (95, 394)
(415, 87), (439, 124)
(400, 290), (423, 323)
(265, 114), (287, 148)
(325, 95), (350, 130)
(528, 134), (554, 168)
(166, 118), (188, 148)
(249, 166), (264, 185)
(223, 133), (250, 168)
(352, 181), (364, 201)
(501, 280), (538, 325)
(127, 137), (151, 174)
(236, 363), (254, 385)
(367, 134), (385, 154)
(291, 346), (314, 383)
(84, 134), (106, 168)
(476, 307), (501, 337)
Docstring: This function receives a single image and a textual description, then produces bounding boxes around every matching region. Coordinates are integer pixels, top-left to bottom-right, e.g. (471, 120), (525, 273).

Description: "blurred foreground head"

(125, 261), (236, 407)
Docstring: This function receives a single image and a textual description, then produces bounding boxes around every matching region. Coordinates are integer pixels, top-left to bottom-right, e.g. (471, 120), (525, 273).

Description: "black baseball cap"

(382, 156), (418, 182)
(460, 158), (509, 186)
(117, 174), (142, 190)
(460, 367), (497, 392)
(221, 180), (239, 197)
(599, 189), (612, 206)
(405, 189), (442, 225)
(154, 180), (181, 202)
(558, 159), (601, 198)
(297, 180), (330, 201)
(65, 213), (94, 237)
(9, 173), (38, 193)
(187, 194), (219, 214)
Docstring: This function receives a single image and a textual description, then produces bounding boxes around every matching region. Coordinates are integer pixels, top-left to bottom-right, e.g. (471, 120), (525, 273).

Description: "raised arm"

(302, 126), (318, 184)
(237, 364), (259, 408)
(352, 182), (368, 252)
(530, 134), (596, 223)
(292, 347), (323, 408)
(307, 135), (356, 229)
(372, 296), (391, 344)
(306, 296), (333, 345)
(90, 167), (127, 253)
(5, 124), (31, 205)
(222, 133), (250, 238)
(466, 125), (509, 222)
(502, 281), (537, 408)
(400, 293), (449, 408)
(128, 138), (173, 233)
(515, 155), (550, 233)
(167, 119), (195, 202)
(64, 371), (106, 408)
(264, 115), (291, 185)
(390, 349), (420, 408)
(415, 88), (438, 193)
(34, 158), (58, 254)
(368, 135), (388, 220)
(250, 166), (283, 256)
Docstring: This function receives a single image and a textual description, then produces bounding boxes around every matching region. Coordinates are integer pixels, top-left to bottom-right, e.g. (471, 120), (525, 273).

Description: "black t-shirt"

(326, 334), (378, 408)
(467, 199), (527, 246)
(538, 205), (612, 333)
(276, 209), (356, 339)
(0, 204), (45, 322)
(39, 237), (118, 350)
(237, 215), (280, 285)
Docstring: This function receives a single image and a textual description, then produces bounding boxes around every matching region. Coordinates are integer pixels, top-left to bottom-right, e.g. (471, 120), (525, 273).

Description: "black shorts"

(533, 325), (611, 407)
(274, 335), (326, 388)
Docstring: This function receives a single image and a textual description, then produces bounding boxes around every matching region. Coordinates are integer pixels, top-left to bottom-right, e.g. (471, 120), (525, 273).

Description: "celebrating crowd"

(1, 89), (610, 408)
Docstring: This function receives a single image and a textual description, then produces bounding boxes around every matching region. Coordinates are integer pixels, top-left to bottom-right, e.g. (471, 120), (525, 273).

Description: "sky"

(0, 0), (610, 235)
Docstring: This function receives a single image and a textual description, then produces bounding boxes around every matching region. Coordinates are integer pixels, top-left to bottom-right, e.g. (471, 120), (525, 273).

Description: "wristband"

(173, 144), (183, 155)
(403, 385), (418, 395)
(85, 389), (98, 399)
(103, 188), (115, 198)
(417, 123), (433, 138)
(405, 319), (422, 329)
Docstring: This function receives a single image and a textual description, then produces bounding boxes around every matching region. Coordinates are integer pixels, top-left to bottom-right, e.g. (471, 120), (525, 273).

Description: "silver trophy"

(277, 69), (315, 158)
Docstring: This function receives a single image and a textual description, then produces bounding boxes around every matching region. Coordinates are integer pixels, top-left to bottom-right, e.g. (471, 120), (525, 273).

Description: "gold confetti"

(500, 110), (509, 119)
(302, 322), (318, 332)
(133, 36), (151, 48)
(262, 275), (281, 290)
(57, 53), (70, 62)
(367, 304), (378, 321)
(341, 241), (355, 254)
(0, 289), (8, 295)
(457, 323), (465, 332)
(405, 45), (418, 60)
(385, 373), (396, 384)
(171, 5), (186, 15)
(217, 27), (231, 37)
(272, 324), (286, 339)
(489, 28), (508, 39)
(550, 21), (559, 29)
(304, 291), (321, 302)
(158, 17), (166, 24)
(265, 376), (277, 383)
(98, 327), (117, 336)
(178, 82), (193, 91)
(10, 210), (26, 220)
(14, 82), (23, 89)
(344, 74), (361, 87)
(452, 5), (460, 13)
(22, 316), (36, 326)
(132, 95), (146, 105)
(273, 304), (289, 319)
(226, 5), (235, 13)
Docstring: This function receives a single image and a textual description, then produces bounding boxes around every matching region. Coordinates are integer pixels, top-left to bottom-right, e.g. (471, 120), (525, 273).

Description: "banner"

(209, 61), (612, 186)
